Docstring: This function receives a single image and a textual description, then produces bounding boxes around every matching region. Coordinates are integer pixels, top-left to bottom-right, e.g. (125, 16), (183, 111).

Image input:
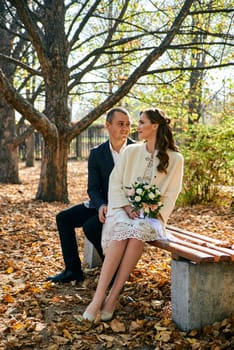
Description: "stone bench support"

(84, 237), (102, 268)
(171, 260), (234, 331)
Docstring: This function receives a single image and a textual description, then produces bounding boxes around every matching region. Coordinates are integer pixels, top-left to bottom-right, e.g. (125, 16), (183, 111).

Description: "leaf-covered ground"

(0, 161), (233, 350)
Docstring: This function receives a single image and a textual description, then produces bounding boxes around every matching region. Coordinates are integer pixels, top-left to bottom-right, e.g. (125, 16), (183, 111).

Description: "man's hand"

(99, 205), (107, 223)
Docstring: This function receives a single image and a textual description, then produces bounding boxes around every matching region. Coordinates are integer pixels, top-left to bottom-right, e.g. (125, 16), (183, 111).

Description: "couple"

(47, 106), (184, 322)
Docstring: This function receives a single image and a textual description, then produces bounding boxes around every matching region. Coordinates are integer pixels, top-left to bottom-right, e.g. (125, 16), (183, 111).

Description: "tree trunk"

(0, 99), (19, 183)
(188, 9), (207, 125)
(188, 68), (203, 124)
(33, 0), (71, 202)
(0, 1), (19, 183)
(25, 132), (34, 167)
(36, 136), (69, 202)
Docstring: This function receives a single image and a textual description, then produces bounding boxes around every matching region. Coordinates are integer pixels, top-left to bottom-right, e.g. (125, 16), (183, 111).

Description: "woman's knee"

(129, 238), (144, 249)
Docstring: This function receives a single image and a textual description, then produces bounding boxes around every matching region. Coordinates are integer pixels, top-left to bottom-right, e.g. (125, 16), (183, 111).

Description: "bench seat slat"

(150, 240), (215, 263)
(166, 225), (230, 247)
(168, 231), (212, 246)
(165, 235), (231, 262)
(206, 245), (234, 261)
(172, 230), (234, 261)
(167, 231), (234, 261)
(166, 231), (232, 262)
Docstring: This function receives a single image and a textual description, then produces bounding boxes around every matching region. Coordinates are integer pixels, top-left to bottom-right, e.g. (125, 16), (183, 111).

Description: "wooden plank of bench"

(167, 229), (234, 261)
(206, 245), (234, 261)
(168, 230), (213, 246)
(167, 230), (234, 261)
(166, 225), (230, 247)
(165, 236), (231, 262)
(150, 240), (215, 263)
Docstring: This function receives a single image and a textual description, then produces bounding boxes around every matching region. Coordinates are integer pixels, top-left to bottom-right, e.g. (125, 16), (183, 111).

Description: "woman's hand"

(124, 205), (139, 219)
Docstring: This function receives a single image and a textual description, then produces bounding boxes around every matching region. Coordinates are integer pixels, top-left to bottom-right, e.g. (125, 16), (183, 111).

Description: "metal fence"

(69, 124), (108, 159)
(19, 124), (108, 160)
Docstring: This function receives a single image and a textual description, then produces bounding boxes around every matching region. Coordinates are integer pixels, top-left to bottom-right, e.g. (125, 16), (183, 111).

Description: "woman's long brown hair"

(140, 108), (179, 173)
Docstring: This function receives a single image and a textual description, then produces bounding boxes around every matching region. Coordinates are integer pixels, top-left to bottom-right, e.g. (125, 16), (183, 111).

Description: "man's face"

(106, 111), (131, 142)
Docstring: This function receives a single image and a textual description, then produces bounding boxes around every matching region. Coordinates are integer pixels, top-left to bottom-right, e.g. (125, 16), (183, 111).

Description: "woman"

(83, 107), (184, 322)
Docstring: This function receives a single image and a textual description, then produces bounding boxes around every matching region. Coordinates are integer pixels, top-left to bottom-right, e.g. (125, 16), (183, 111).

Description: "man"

(46, 107), (134, 283)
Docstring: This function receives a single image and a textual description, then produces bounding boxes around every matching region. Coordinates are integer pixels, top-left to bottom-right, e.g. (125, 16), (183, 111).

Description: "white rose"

(136, 188), (143, 195)
(135, 196), (141, 202)
(148, 192), (155, 200)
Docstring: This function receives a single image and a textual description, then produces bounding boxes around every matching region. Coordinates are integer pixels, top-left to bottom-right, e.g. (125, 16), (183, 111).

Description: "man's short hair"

(106, 107), (130, 123)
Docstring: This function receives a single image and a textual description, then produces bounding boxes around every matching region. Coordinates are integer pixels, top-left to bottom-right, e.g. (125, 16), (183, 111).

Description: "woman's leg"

(83, 239), (128, 317)
(102, 238), (144, 314)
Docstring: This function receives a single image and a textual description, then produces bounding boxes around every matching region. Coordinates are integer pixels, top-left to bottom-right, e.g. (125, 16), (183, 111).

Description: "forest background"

(0, 1), (233, 349)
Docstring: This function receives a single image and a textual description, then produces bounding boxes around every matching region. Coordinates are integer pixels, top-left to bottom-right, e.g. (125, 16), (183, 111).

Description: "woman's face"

(137, 112), (158, 141)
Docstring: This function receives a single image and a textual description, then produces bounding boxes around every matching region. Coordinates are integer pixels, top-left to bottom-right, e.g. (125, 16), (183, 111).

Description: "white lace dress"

(101, 152), (167, 254)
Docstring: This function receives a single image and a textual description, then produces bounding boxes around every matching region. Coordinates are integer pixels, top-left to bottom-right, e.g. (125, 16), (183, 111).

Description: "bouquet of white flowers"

(127, 182), (163, 219)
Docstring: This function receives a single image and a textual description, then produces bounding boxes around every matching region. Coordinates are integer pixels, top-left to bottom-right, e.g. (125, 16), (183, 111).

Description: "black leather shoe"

(46, 270), (84, 283)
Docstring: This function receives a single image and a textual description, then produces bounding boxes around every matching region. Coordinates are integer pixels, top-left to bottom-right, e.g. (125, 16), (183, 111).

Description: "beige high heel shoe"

(82, 311), (96, 322)
(100, 310), (114, 321)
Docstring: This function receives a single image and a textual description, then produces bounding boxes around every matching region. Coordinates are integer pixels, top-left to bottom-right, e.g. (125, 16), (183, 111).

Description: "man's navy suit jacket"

(87, 139), (135, 211)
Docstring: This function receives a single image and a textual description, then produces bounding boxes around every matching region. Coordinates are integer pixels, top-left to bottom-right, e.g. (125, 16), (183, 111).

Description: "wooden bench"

(84, 225), (234, 331)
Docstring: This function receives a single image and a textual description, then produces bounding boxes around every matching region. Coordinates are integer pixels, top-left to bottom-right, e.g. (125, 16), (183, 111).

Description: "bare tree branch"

(13, 124), (34, 148)
(69, 0), (131, 90)
(0, 68), (56, 140)
(69, 0), (102, 48)
(178, 29), (234, 40)
(0, 53), (42, 75)
(190, 8), (234, 15)
(69, 0), (196, 139)
(9, 0), (47, 72)
(66, 0), (90, 40)
(146, 62), (234, 75)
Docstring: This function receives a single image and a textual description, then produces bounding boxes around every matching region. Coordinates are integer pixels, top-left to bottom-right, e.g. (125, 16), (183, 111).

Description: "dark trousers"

(56, 203), (104, 273)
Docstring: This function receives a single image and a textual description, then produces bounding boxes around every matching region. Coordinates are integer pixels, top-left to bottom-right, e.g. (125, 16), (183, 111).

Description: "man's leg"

(46, 203), (96, 283)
